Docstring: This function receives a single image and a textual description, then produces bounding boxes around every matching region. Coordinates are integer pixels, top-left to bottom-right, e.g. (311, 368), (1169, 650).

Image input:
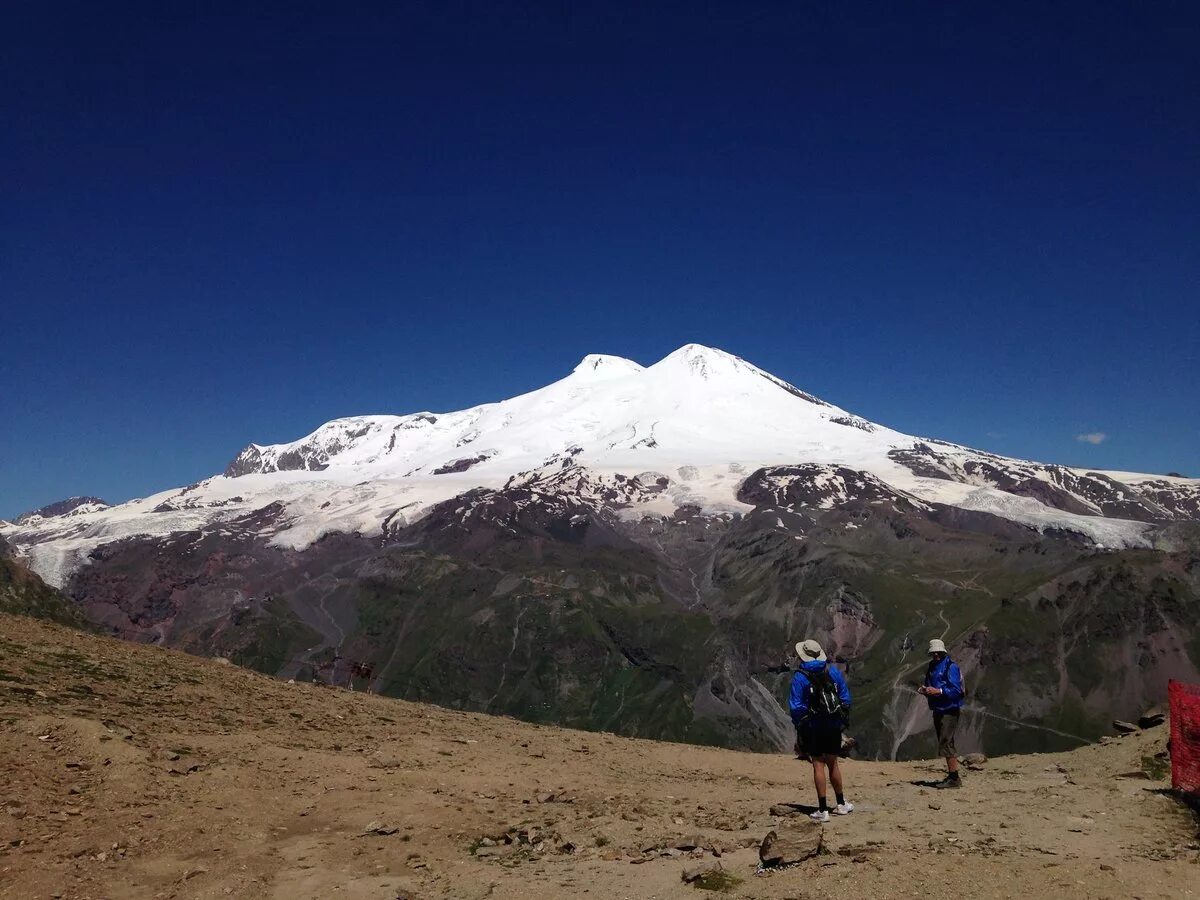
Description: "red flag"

(1168, 679), (1200, 797)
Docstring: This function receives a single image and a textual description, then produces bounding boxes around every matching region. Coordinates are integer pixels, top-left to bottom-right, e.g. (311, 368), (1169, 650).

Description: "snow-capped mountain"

(4, 344), (1197, 587)
(4, 340), (1195, 588)
(5, 344), (1199, 758)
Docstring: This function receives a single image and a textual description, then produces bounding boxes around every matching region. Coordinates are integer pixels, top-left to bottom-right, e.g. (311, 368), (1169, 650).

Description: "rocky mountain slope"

(3, 345), (1199, 757)
(0, 614), (1196, 900)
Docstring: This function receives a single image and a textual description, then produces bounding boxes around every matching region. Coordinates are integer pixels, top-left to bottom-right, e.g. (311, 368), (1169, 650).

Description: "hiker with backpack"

(918, 638), (965, 788)
(789, 639), (852, 822)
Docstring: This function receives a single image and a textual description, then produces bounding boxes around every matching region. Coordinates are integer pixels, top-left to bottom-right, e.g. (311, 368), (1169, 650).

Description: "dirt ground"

(1, 613), (1197, 899)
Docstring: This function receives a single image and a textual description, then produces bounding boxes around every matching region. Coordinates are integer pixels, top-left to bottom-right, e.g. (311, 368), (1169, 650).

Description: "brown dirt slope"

(0, 612), (1196, 900)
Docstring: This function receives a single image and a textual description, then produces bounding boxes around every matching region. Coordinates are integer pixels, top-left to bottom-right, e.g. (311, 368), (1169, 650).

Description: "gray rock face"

(15, 496), (109, 525)
(888, 443), (1200, 523)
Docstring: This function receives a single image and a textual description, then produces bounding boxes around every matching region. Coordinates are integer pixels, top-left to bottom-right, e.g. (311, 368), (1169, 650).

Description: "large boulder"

(759, 827), (823, 867)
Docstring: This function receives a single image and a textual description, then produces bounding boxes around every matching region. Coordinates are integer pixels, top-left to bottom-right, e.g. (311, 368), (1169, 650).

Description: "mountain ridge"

(6, 344), (1197, 589)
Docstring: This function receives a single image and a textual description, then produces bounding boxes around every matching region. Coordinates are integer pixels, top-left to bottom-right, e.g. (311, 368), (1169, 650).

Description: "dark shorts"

(933, 710), (959, 757)
(797, 719), (843, 758)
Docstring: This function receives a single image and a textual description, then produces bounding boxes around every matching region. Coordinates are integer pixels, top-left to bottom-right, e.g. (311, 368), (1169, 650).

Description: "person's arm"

(833, 666), (852, 710)
(788, 673), (809, 724)
(941, 662), (964, 703)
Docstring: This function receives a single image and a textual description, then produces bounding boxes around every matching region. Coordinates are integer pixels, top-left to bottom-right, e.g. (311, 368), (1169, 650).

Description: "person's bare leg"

(826, 755), (844, 797)
(811, 758), (827, 803)
(947, 755), (959, 775)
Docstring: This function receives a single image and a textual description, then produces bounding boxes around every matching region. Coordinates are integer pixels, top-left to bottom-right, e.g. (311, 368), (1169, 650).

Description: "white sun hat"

(928, 639), (947, 654)
(795, 639), (827, 662)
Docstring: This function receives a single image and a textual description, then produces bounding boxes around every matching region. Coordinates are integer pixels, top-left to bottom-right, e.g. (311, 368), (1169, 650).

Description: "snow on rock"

(4, 344), (1193, 585)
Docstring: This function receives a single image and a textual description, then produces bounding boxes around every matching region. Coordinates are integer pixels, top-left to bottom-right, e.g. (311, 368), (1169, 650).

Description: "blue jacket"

(924, 656), (965, 712)
(789, 659), (851, 725)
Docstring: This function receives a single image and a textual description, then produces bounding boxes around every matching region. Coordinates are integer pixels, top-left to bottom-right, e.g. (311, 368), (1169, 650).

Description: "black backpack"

(803, 667), (844, 720)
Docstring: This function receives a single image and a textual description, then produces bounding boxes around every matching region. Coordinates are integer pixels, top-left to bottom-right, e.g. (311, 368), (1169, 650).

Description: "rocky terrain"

(1, 613), (1197, 900)
(4, 345), (1199, 758)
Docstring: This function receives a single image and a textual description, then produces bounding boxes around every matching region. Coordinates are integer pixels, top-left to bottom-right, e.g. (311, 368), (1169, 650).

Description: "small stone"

(681, 860), (722, 883)
(1137, 708), (1166, 729)
(928, 803), (942, 810)
(363, 821), (399, 835)
(1100, 864), (1115, 872)
(1111, 720), (1139, 735)
(672, 833), (706, 851)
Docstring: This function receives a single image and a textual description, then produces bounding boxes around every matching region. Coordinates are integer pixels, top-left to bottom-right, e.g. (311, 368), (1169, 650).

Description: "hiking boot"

(834, 801), (854, 815)
(932, 775), (961, 789)
(809, 809), (830, 823)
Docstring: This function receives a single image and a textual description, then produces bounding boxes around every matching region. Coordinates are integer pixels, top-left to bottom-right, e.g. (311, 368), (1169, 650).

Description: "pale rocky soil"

(1, 613), (1197, 900)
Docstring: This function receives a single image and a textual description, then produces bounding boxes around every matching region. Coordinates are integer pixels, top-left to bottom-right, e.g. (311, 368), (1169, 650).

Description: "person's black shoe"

(932, 775), (962, 789)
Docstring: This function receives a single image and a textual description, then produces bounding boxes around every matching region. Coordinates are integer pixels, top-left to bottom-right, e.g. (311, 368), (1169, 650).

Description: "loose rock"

(1138, 708), (1166, 729)
(681, 860), (722, 883)
(759, 827), (823, 868)
(672, 833), (706, 851)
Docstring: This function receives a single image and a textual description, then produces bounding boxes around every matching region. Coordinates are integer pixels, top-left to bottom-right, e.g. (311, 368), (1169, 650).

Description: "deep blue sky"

(3, 2), (1198, 518)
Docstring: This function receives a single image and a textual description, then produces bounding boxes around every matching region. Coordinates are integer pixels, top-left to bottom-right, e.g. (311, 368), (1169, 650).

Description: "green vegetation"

(692, 869), (743, 892)
(1141, 754), (1169, 781)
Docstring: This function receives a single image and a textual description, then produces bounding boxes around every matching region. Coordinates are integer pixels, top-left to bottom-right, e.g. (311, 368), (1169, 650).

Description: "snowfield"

(4, 344), (1188, 585)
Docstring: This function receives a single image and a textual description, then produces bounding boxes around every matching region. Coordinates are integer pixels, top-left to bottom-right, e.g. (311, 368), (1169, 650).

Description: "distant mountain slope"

(0, 537), (90, 628)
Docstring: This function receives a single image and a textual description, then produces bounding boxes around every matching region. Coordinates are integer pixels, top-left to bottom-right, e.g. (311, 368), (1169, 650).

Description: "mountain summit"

(7, 344), (1193, 585)
(3, 344), (1198, 758)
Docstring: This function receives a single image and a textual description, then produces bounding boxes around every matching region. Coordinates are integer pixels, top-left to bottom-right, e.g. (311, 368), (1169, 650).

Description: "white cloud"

(1075, 432), (1107, 445)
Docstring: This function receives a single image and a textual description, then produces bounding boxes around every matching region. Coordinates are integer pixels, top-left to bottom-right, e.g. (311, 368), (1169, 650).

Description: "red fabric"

(1169, 679), (1200, 796)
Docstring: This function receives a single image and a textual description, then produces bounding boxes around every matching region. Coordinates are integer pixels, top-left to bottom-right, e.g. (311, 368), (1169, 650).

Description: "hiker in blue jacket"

(918, 638), (965, 788)
(789, 639), (852, 822)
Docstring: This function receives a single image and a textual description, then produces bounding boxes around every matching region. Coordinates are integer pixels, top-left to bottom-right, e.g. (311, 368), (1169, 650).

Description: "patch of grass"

(1142, 754), (1169, 781)
(594, 834), (610, 847)
(693, 870), (743, 892)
